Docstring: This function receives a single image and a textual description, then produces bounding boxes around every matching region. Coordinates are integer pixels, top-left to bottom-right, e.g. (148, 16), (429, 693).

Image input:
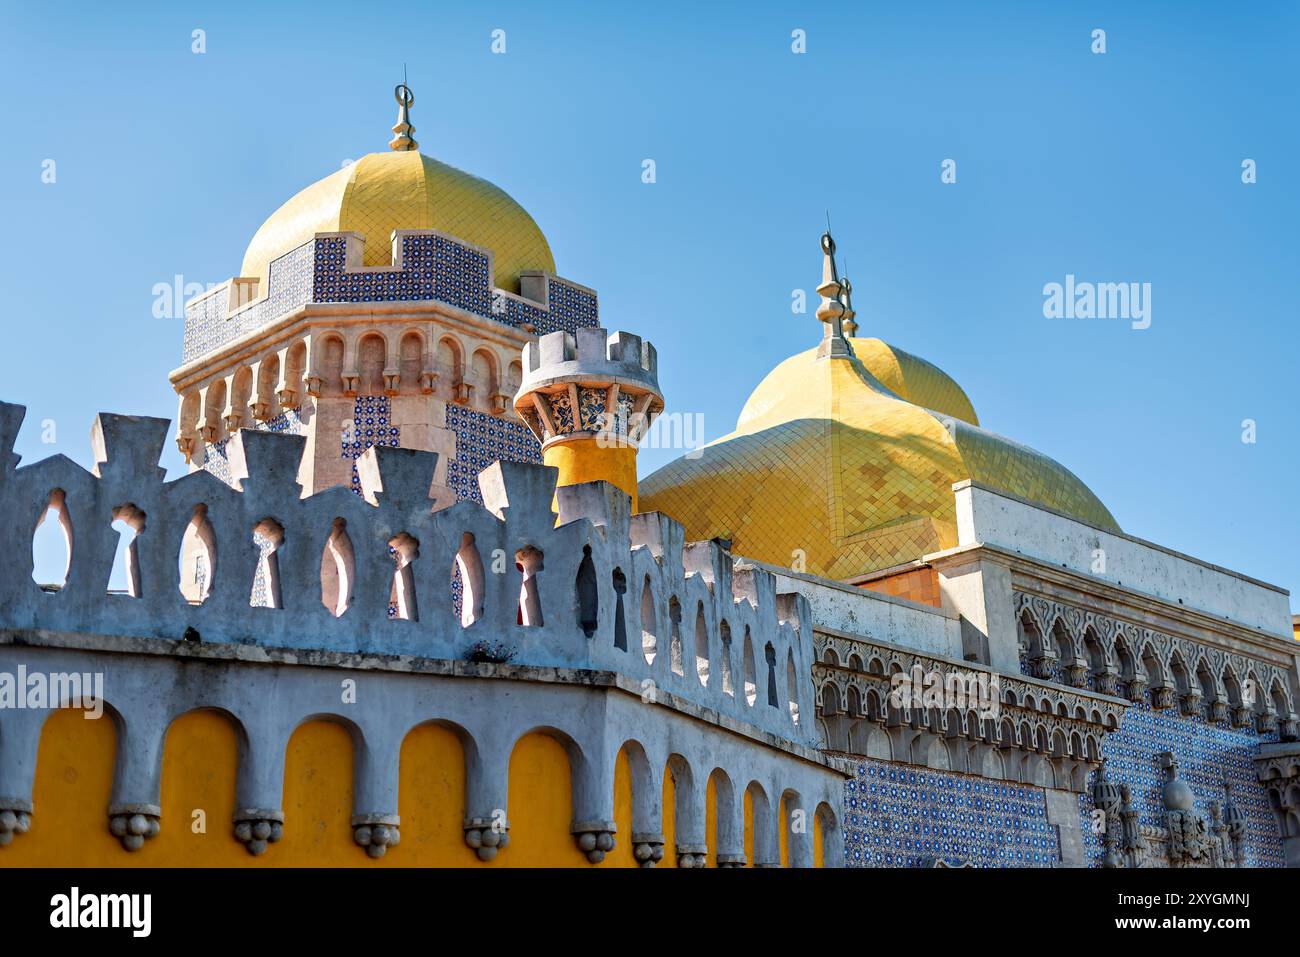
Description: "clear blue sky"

(2, 2), (1297, 607)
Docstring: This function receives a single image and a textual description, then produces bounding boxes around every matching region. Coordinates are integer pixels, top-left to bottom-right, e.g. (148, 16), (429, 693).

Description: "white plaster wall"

(953, 483), (1292, 636)
(766, 566), (963, 660)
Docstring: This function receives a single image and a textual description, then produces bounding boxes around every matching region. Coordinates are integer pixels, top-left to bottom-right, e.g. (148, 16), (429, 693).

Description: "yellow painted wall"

(779, 797), (790, 866)
(705, 774), (718, 867)
(273, 720), (357, 865)
(3, 707), (121, 866)
(743, 788), (754, 867)
(5, 714), (801, 869)
(544, 440), (639, 511)
(609, 747), (635, 868)
(814, 814), (825, 868)
(503, 732), (589, 867)
(661, 768), (676, 868)
(397, 722), (477, 866)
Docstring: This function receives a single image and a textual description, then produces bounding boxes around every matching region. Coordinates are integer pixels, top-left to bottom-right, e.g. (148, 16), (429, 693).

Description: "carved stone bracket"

(233, 809), (284, 856)
(352, 813), (401, 859)
(108, 803), (161, 852)
(572, 820), (616, 863)
(463, 816), (509, 862)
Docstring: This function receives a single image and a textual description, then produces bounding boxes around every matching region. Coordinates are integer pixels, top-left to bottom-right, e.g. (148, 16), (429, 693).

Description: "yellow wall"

(4, 707), (120, 866)
(4, 712), (651, 868)
(813, 813), (825, 868)
(504, 732), (589, 867)
(743, 788), (754, 867)
(608, 747), (635, 868)
(543, 440), (639, 510)
(397, 723), (477, 866)
(274, 720), (357, 865)
(661, 768), (676, 868)
(779, 797), (790, 866)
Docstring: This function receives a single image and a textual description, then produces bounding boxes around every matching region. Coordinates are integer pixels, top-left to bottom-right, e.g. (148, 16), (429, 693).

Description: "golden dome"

(240, 150), (555, 293)
(640, 335), (1118, 581)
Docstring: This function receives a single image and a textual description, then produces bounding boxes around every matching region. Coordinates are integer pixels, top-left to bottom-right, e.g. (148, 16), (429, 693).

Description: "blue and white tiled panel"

(1076, 701), (1285, 867)
(181, 244), (314, 363)
(504, 277), (599, 337)
(201, 407), (308, 490)
(843, 758), (1060, 868)
(310, 235), (599, 336)
(339, 396), (400, 496)
(444, 404), (542, 505)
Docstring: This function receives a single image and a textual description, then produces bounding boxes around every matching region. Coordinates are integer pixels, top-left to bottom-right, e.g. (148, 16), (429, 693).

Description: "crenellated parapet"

(182, 230), (599, 366)
(0, 399), (817, 746)
(0, 399), (842, 863)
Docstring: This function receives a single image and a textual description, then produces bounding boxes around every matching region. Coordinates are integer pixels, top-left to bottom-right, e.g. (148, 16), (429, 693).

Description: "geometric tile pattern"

(341, 396), (399, 497)
(183, 232), (599, 364)
(843, 757), (1060, 868)
(445, 403), (542, 505)
(1075, 699), (1286, 868)
(200, 407), (306, 489)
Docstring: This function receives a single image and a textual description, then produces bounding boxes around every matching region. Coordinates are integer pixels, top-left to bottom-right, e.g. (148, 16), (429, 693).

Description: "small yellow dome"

(640, 337), (1117, 580)
(240, 150), (555, 293)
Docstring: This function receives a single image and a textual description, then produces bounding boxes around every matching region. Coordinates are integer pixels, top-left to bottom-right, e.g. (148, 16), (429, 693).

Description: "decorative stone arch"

(615, 739), (664, 866)
(313, 332), (347, 397)
(708, 767), (742, 866)
(744, 780), (779, 867)
(664, 752), (703, 867)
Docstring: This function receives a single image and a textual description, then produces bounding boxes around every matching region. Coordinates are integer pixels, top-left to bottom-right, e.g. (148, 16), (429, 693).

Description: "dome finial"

(815, 223), (853, 359)
(840, 258), (858, 337)
(389, 73), (418, 152)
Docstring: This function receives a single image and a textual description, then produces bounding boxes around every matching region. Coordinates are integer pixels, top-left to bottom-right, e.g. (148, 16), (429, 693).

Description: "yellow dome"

(240, 150), (555, 293)
(640, 336), (1118, 580)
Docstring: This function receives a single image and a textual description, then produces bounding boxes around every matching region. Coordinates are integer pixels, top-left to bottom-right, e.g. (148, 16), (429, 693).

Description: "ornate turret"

(514, 327), (663, 510)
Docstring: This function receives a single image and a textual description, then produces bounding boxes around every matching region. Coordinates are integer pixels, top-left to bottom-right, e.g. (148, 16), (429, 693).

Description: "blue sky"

(2, 2), (1297, 607)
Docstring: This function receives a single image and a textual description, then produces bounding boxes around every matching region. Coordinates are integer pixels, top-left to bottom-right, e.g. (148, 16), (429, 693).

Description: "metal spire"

(389, 70), (418, 151)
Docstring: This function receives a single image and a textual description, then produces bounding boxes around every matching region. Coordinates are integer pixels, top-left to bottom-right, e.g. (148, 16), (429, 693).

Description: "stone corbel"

(1063, 662), (1088, 689)
(1125, 673), (1148, 703)
(233, 810), (284, 856)
(352, 813), (400, 859)
(1256, 711), (1278, 736)
(0, 800), (32, 847)
(341, 372), (360, 397)
(1179, 688), (1203, 717)
(453, 382), (473, 406)
(631, 832), (665, 868)
(463, 816), (510, 861)
(1094, 671), (1120, 696)
(1151, 685), (1175, 710)
(418, 370), (437, 395)
(305, 374), (324, 398)
(489, 391), (509, 416)
(249, 397), (273, 422)
(108, 803), (161, 851)
(676, 843), (708, 868)
(1210, 698), (1229, 723)
(382, 369), (401, 396)
(175, 433), (197, 464)
(1230, 705), (1253, 729)
(716, 853), (746, 868)
(572, 820), (616, 863)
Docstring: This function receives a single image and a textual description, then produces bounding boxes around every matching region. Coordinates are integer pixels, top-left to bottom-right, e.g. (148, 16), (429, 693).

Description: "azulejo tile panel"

(340, 396), (400, 496)
(445, 404), (542, 506)
(201, 407), (307, 489)
(183, 231), (598, 363)
(1075, 700), (1285, 868)
(844, 757), (1060, 868)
